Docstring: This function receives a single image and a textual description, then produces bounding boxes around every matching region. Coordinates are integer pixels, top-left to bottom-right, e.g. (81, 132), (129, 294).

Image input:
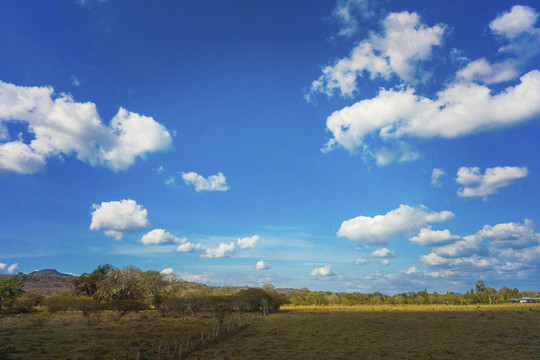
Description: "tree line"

(1, 265), (538, 317)
(288, 281), (538, 306)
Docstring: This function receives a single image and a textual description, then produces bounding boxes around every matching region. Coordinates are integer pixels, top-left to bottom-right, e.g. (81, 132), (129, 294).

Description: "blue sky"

(1, 0), (539, 294)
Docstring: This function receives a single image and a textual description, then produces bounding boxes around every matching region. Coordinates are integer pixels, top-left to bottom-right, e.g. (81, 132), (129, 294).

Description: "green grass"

(189, 304), (540, 360)
(0, 310), (255, 360)
(1, 305), (538, 359)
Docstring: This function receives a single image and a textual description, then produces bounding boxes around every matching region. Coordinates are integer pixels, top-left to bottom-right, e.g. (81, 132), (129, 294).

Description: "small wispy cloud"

(431, 168), (447, 187)
(71, 75), (81, 87)
(181, 171), (229, 192)
(0, 262), (20, 274)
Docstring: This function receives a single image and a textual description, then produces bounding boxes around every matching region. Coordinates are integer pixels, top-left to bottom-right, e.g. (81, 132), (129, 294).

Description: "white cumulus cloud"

(140, 229), (186, 245)
(0, 141), (47, 175)
(432, 235), (483, 258)
(316, 6), (540, 158)
(456, 58), (519, 84)
(176, 242), (201, 253)
(489, 5), (539, 40)
(310, 265), (336, 278)
(181, 171), (229, 192)
(370, 247), (395, 258)
(456, 166), (528, 198)
(160, 268), (174, 275)
(454, 6), (540, 85)
(420, 219), (540, 276)
(310, 11), (445, 98)
(323, 70), (540, 153)
(490, 5), (540, 58)
(90, 199), (151, 240)
(476, 219), (539, 249)
(237, 235), (260, 249)
(256, 260), (271, 270)
(338, 204), (454, 244)
(0, 81), (172, 176)
(200, 242), (236, 259)
(410, 227), (460, 246)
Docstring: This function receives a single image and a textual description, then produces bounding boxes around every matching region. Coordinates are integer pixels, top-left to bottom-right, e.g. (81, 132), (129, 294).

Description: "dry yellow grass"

(281, 303), (532, 312)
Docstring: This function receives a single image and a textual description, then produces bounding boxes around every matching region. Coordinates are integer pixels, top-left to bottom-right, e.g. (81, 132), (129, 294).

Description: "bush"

(12, 293), (44, 313)
(44, 295), (74, 313)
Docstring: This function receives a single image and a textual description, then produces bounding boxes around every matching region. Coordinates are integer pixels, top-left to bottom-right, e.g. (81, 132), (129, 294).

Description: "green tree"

(72, 264), (116, 299)
(305, 292), (327, 306)
(0, 278), (24, 309)
(139, 270), (167, 305)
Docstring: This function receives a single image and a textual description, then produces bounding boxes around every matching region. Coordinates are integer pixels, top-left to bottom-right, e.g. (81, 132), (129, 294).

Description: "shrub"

(44, 295), (74, 313)
(12, 293), (44, 313)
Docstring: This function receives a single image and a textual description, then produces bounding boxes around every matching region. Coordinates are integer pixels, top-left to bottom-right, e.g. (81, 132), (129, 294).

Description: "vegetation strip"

(0, 266), (539, 359)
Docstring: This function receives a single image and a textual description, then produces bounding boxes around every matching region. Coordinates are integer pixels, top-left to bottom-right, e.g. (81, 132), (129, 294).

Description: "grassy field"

(0, 310), (256, 360)
(190, 304), (540, 360)
(1, 304), (538, 359)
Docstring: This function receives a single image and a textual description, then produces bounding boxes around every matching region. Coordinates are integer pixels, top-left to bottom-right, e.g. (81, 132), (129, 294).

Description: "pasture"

(0, 304), (538, 359)
(0, 310), (257, 359)
(190, 304), (540, 359)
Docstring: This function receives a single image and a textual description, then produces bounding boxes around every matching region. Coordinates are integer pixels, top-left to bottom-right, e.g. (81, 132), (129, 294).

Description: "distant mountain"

(0, 269), (75, 296)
